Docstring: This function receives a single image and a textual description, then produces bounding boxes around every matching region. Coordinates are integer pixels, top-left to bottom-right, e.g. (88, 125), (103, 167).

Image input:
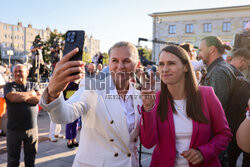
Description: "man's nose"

(117, 62), (125, 70)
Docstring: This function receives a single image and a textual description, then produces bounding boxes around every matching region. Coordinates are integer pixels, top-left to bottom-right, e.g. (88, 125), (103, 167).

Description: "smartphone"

(63, 30), (85, 61)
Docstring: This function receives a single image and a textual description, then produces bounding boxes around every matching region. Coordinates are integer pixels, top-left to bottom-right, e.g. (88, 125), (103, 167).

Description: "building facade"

(84, 35), (100, 59)
(0, 21), (100, 64)
(0, 22), (51, 63)
(150, 5), (250, 62)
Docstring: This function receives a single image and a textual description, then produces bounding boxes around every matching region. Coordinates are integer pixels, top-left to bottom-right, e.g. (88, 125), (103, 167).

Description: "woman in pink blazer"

(140, 45), (232, 167)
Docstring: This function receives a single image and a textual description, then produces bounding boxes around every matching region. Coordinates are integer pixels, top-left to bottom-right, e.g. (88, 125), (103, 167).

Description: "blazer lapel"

(100, 75), (130, 145)
(190, 120), (199, 148)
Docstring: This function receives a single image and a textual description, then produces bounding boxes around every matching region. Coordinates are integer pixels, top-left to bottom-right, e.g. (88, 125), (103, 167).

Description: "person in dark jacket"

(199, 36), (234, 110)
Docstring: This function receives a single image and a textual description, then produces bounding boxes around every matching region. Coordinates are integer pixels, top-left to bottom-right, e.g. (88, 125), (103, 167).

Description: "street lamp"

(7, 50), (14, 69)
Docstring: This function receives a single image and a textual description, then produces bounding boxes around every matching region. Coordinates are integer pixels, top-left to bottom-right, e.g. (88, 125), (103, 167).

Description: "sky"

(0, 0), (249, 52)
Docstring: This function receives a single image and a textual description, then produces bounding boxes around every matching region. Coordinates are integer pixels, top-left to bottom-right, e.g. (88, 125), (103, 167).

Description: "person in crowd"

(199, 36), (233, 110)
(0, 73), (6, 136)
(48, 119), (64, 142)
(96, 63), (103, 74)
(4, 64), (41, 167)
(2, 64), (12, 82)
(236, 99), (250, 154)
(97, 52), (104, 65)
(180, 43), (205, 82)
(39, 41), (143, 167)
(230, 48), (250, 77)
(199, 36), (250, 167)
(50, 45), (61, 73)
(85, 63), (96, 78)
(140, 45), (232, 167)
(63, 81), (80, 148)
(30, 36), (44, 81)
(92, 53), (99, 66)
(226, 47), (250, 166)
(180, 43), (196, 61)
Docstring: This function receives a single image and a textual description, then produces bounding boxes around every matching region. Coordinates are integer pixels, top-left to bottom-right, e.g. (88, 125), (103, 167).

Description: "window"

(185, 24), (193, 33)
(9, 25), (13, 31)
(243, 21), (249, 30)
(169, 25), (176, 34)
(203, 23), (212, 32)
(14, 27), (18, 31)
(17, 35), (19, 40)
(223, 22), (231, 32)
(4, 34), (7, 39)
(3, 25), (7, 30)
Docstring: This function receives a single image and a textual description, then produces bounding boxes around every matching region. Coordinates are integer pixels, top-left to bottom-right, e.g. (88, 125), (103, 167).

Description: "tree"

(42, 32), (64, 64)
(138, 47), (152, 61)
(102, 52), (109, 65)
(82, 51), (92, 63)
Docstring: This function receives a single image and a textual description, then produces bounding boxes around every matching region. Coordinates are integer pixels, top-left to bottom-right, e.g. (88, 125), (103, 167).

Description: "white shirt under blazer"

(39, 74), (143, 167)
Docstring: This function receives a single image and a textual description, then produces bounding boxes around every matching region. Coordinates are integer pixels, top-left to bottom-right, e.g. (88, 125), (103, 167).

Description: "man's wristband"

(47, 87), (59, 99)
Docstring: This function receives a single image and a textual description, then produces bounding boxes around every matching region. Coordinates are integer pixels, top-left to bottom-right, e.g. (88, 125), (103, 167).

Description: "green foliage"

(102, 52), (109, 65)
(82, 51), (92, 63)
(138, 47), (152, 61)
(42, 32), (65, 64)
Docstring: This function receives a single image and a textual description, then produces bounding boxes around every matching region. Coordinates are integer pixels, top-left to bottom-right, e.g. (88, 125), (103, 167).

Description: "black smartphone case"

(63, 30), (85, 61)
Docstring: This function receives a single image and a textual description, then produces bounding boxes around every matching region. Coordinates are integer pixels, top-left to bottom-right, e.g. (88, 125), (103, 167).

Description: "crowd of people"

(0, 23), (249, 167)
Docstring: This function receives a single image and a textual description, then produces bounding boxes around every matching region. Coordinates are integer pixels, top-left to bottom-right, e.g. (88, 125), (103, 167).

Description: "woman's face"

(158, 51), (188, 85)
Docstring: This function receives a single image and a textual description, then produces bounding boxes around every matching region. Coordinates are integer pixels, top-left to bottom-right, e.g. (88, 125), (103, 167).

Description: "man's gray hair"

(108, 41), (139, 62)
(14, 64), (28, 71)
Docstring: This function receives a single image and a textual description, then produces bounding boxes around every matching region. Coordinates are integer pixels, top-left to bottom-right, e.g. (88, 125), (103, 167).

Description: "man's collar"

(109, 81), (135, 96)
(207, 57), (224, 73)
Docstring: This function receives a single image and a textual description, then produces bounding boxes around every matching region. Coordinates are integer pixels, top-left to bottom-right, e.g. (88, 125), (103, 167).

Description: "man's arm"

(236, 116), (250, 153)
(30, 45), (37, 52)
(236, 99), (250, 153)
(210, 69), (232, 109)
(45, 48), (84, 104)
(6, 90), (40, 104)
(25, 91), (41, 105)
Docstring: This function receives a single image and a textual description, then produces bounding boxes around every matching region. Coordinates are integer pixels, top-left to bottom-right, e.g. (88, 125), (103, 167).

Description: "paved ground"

(0, 110), (243, 167)
(0, 111), (152, 167)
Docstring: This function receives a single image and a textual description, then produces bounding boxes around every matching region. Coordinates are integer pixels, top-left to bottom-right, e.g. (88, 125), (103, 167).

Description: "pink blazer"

(140, 86), (232, 167)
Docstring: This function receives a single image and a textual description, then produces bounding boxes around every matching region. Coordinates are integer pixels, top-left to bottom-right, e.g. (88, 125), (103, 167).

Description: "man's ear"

(209, 46), (216, 54)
